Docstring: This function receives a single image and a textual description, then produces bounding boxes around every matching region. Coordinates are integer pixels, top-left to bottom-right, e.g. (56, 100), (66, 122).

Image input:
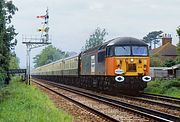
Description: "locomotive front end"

(105, 37), (151, 91)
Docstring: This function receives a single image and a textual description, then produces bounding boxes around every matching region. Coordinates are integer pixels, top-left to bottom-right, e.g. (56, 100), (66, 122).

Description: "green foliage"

(0, 69), (6, 86)
(0, 0), (18, 83)
(33, 45), (69, 68)
(176, 27), (180, 37)
(143, 31), (163, 49)
(0, 77), (72, 122)
(162, 59), (176, 67)
(176, 27), (180, 63)
(82, 27), (108, 51)
(150, 54), (163, 67)
(175, 43), (180, 64)
(150, 55), (177, 67)
(145, 79), (180, 98)
(9, 52), (19, 69)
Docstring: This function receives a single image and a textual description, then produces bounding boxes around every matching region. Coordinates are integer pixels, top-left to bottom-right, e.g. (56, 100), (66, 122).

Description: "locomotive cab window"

(132, 46), (148, 56)
(115, 46), (131, 56)
(106, 46), (114, 56)
(98, 51), (105, 62)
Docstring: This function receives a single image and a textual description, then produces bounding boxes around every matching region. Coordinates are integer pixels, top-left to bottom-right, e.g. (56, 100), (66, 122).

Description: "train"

(32, 37), (151, 94)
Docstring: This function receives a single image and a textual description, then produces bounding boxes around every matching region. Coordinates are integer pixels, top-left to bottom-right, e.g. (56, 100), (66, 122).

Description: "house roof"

(150, 42), (177, 56)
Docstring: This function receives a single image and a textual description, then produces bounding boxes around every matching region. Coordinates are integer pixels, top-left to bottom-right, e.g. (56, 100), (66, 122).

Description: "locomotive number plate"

(115, 69), (124, 74)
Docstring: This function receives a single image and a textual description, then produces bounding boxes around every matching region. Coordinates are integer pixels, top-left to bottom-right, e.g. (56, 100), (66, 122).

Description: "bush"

(0, 73), (6, 87)
(145, 79), (180, 98)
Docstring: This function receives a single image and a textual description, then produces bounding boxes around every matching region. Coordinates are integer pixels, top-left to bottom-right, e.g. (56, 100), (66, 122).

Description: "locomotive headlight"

(130, 58), (134, 62)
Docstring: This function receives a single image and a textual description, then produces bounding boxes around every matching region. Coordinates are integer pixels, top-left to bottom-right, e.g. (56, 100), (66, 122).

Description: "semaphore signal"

(22, 8), (51, 85)
(37, 8), (49, 42)
(37, 15), (46, 18)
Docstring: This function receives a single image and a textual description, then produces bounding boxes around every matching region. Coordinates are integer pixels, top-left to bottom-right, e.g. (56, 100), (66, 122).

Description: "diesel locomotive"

(32, 37), (151, 93)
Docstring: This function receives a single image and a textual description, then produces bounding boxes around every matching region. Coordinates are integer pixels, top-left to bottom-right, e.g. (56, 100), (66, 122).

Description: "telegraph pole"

(23, 8), (51, 85)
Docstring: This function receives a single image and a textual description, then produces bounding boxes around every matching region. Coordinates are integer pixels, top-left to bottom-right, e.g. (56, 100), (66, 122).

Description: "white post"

(28, 48), (31, 85)
(26, 44), (29, 84)
(26, 44), (31, 85)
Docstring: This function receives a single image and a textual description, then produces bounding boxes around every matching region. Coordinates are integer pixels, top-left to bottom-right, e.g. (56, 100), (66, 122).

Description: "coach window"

(98, 51), (105, 62)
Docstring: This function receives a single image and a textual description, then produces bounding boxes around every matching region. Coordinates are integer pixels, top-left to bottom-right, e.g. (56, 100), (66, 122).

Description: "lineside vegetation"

(0, 0), (18, 84)
(0, 77), (72, 122)
(145, 79), (180, 98)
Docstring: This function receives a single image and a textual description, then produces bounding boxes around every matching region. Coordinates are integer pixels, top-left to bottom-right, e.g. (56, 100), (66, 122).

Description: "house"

(150, 34), (178, 60)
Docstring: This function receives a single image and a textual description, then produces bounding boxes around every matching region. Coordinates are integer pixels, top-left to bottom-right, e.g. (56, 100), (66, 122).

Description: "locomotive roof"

(82, 37), (147, 54)
(107, 37), (148, 46)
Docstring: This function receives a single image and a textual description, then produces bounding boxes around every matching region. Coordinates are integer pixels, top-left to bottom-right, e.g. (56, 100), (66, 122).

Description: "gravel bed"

(33, 82), (108, 122)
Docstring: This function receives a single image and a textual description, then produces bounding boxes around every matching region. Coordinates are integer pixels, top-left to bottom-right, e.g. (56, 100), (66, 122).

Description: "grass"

(144, 79), (180, 98)
(0, 77), (72, 122)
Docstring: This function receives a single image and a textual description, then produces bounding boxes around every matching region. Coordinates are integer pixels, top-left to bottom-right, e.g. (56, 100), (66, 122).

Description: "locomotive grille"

(127, 64), (136, 72)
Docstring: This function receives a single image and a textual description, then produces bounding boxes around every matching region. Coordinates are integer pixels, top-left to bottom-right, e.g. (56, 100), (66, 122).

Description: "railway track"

(111, 93), (180, 117)
(32, 78), (180, 122)
(33, 79), (149, 121)
(141, 93), (180, 105)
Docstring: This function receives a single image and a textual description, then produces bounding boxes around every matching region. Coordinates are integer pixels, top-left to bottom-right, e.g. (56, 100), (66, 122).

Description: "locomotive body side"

(80, 40), (110, 75)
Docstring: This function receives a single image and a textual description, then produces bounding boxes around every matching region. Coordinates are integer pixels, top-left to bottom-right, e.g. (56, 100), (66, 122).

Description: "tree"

(33, 45), (69, 68)
(177, 27), (180, 36)
(143, 31), (163, 49)
(176, 42), (180, 64)
(82, 27), (108, 51)
(0, 0), (18, 84)
(9, 52), (19, 69)
(176, 27), (180, 63)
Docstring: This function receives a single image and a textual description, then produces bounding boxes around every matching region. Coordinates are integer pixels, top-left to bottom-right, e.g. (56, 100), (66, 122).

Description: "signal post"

(23, 8), (51, 85)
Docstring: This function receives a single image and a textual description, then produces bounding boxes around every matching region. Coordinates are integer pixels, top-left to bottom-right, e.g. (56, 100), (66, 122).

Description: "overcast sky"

(11, 0), (180, 68)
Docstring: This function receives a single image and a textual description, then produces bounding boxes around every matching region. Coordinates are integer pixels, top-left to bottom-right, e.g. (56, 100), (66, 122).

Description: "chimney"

(162, 33), (172, 45)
